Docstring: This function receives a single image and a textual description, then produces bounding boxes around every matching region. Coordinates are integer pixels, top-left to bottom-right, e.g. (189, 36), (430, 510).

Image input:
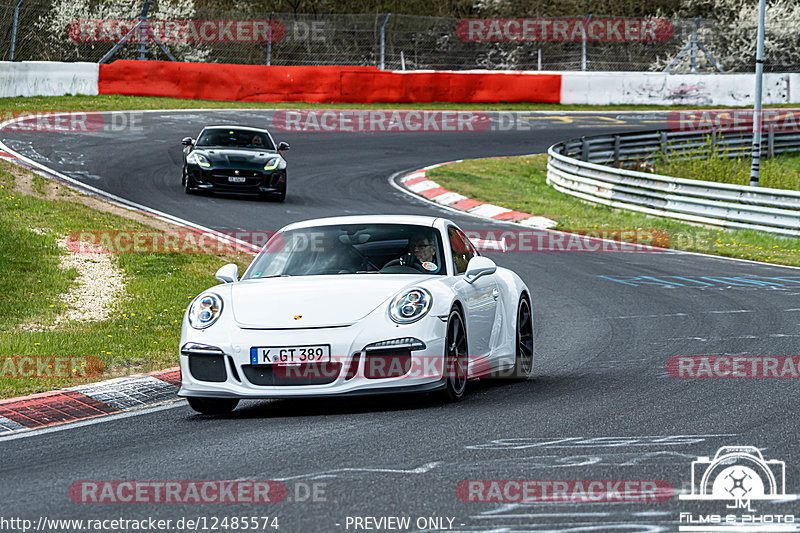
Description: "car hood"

(229, 275), (431, 329)
(195, 148), (277, 168)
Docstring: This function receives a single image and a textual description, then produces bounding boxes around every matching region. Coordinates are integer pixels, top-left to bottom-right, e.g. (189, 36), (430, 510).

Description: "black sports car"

(181, 125), (290, 201)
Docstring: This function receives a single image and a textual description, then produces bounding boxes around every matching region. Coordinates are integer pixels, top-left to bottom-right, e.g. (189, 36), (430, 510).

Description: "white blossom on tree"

(36, 0), (210, 62)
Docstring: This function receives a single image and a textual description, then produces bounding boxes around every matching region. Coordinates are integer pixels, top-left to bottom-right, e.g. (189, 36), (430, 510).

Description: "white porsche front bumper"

(178, 313), (448, 399)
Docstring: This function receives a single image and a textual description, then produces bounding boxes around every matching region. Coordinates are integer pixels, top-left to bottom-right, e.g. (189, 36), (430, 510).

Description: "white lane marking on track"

(273, 461), (442, 481)
(597, 313), (689, 319)
(0, 400), (185, 441)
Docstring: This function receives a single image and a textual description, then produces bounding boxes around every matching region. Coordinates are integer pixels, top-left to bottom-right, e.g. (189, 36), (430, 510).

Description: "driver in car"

(398, 234), (440, 273)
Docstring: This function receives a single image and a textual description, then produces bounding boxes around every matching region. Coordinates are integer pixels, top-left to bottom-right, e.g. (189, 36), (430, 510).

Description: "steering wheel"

(381, 255), (427, 273)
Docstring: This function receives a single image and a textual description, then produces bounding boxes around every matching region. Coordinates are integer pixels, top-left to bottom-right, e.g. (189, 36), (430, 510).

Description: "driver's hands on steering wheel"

(398, 252), (417, 268)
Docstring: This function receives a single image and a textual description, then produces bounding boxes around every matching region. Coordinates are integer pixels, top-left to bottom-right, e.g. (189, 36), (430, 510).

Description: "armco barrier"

(0, 61), (99, 98)
(547, 130), (800, 236)
(98, 61), (562, 103)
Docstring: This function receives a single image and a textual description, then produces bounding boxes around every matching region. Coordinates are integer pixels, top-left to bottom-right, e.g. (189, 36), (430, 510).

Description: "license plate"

(228, 176), (247, 183)
(250, 345), (331, 365)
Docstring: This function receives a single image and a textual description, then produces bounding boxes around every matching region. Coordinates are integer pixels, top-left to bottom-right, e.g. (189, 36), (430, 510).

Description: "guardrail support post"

(660, 131), (669, 160)
(768, 125), (775, 158)
(581, 137), (589, 162)
(613, 135), (620, 166)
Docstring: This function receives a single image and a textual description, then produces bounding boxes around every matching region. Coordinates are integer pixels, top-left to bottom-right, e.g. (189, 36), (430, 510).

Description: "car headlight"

(264, 157), (281, 171)
(389, 288), (432, 324)
(187, 152), (211, 168)
(188, 293), (223, 329)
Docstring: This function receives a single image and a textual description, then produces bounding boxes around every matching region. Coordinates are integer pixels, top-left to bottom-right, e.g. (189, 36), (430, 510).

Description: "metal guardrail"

(546, 129), (800, 236)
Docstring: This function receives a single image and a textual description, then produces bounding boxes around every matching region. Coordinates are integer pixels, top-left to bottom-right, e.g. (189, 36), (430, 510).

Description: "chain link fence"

(1, 0), (798, 72)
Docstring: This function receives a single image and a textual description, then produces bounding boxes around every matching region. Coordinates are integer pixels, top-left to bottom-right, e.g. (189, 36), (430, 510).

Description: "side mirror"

(215, 263), (239, 284)
(277, 141), (290, 151)
(464, 256), (496, 284)
(181, 137), (194, 146)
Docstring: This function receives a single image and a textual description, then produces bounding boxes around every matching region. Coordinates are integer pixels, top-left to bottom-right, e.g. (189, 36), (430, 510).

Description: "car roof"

(281, 215), (452, 232)
(201, 125), (271, 133)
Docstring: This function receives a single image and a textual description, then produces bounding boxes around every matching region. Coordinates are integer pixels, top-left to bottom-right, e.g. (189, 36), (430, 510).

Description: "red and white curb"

(0, 368), (180, 435)
(398, 161), (558, 229)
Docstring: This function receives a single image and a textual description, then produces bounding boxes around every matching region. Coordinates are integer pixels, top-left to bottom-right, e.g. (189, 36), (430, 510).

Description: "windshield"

(243, 224), (446, 278)
(196, 129), (275, 150)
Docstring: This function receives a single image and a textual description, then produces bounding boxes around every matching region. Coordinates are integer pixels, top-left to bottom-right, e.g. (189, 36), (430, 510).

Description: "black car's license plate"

(228, 176), (247, 183)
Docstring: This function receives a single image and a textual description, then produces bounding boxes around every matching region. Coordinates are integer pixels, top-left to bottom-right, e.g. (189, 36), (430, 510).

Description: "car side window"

(448, 226), (476, 274)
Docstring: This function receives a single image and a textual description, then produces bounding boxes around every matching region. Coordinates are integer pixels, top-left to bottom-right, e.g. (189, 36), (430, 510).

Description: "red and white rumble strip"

(398, 162), (557, 229)
(0, 368), (181, 435)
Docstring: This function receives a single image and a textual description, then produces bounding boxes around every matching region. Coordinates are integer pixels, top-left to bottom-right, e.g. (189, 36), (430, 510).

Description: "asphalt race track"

(2, 110), (800, 532)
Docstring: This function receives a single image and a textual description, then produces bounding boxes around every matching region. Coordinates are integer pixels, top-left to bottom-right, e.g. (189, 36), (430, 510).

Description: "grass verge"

(428, 155), (800, 266)
(653, 149), (800, 192)
(2, 94), (800, 113)
(0, 162), (252, 399)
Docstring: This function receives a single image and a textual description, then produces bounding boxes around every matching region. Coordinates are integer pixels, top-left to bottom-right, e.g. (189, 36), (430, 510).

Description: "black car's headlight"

(187, 152), (211, 168)
(188, 293), (223, 329)
(389, 288), (432, 324)
(264, 157), (281, 171)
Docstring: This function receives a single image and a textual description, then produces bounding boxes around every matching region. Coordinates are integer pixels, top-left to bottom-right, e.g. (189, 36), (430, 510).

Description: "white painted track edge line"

(0, 400), (186, 441)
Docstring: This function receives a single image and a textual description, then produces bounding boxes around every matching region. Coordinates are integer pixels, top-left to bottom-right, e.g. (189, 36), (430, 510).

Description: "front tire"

(187, 397), (239, 415)
(183, 169), (196, 195)
(269, 182), (286, 202)
(439, 307), (468, 402)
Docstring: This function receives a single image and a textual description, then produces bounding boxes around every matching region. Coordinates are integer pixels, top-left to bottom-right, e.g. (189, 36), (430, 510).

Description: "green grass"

(2, 94), (800, 113)
(653, 148), (800, 192)
(428, 155), (800, 266)
(0, 164), (251, 398)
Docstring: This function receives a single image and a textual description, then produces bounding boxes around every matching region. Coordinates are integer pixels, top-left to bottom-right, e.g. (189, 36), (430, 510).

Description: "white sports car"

(178, 215), (534, 414)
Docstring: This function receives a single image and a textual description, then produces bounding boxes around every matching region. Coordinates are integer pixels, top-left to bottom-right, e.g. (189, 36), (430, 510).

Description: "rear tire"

(439, 307), (468, 403)
(187, 397), (239, 415)
(512, 295), (534, 380)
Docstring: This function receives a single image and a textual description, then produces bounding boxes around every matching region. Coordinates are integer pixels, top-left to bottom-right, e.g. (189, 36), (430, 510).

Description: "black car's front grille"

(242, 363), (342, 386)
